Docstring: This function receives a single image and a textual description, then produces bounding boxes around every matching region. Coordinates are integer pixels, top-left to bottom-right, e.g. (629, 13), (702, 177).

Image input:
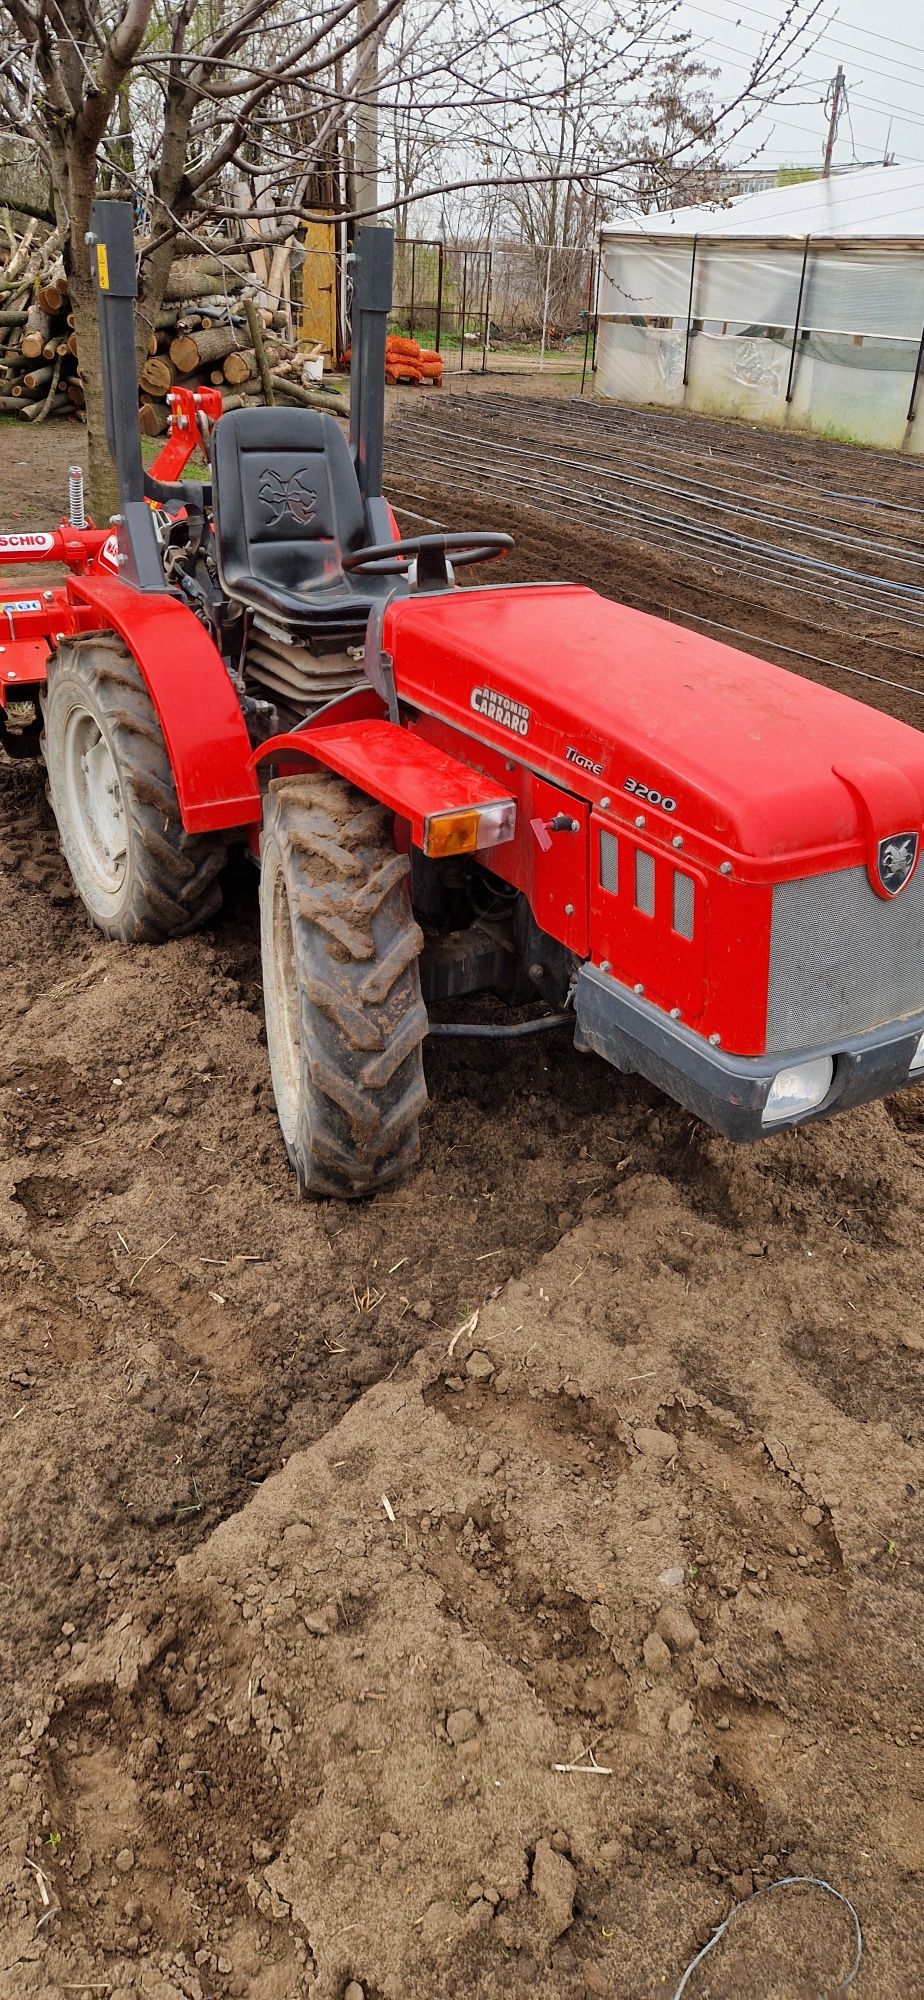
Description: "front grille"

(635, 849), (655, 915)
(767, 864), (924, 1053)
(673, 872), (695, 940)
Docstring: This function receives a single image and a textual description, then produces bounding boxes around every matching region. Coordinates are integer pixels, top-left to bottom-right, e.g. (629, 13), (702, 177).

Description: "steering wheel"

(342, 531), (513, 582)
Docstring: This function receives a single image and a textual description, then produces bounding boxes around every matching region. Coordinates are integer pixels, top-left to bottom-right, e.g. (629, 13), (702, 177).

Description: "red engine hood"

(386, 583), (924, 883)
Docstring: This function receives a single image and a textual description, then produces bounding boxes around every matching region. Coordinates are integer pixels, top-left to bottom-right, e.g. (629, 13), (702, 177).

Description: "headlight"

(910, 1032), (924, 1073)
(762, 1055), (834, 1127)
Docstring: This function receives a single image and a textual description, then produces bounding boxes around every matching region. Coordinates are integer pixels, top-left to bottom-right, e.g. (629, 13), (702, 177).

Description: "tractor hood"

(387, 583), (924, 886)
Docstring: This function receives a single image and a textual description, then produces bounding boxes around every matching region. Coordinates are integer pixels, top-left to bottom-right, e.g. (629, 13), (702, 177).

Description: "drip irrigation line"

(387, 434), (924, 633)
(397, 418), (924, 589)
(470, 390), (924, 528)
(384, 491), (924, 700)
(559, 390), (924, 486)
(389, 427), (924, 613)
(479, 411), (924, 546)
(664, 610), (924, 702)
(455, 392), (924, 525)
(386, 469), (924, 646)
(671, 1874), (863, 1998)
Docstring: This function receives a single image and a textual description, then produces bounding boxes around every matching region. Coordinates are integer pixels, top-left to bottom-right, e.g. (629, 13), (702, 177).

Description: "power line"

(689, 0), (924, 78)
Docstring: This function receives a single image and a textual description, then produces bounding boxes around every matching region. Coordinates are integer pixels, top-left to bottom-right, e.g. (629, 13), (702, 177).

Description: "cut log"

(169, 324), (247, 374)
(22, 365), (53, 393)
(139, 354), (173, 396)
(186, 302), (247, 327)
(270, 374), (349, 417)
(32, 353), (63, 424)
(0, 310), (27, 329)
(223, 347), (256, 385)
(36, 268), (68, 314)
(66, 332), (79, 358)
(139, 400), (170, 437)
(20, 301), (51, 359)
(164, 258), (246, 302)
(22, 393), (70, 420)
(66, 381), (86, 408)
(42, 339), (57, 360)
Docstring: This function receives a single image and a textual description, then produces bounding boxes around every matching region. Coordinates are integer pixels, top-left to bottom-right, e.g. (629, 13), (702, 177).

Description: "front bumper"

(573, 963), (924, 1142)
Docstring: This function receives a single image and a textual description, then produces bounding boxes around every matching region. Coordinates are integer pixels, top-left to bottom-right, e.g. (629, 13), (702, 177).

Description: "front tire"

(260, 774), (428, 1196)
(42, 634), (225, 941)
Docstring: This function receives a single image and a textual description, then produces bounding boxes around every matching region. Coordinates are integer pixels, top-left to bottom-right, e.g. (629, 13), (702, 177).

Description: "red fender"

(251, 713), (514, 848)
(69, 574), (260, 834)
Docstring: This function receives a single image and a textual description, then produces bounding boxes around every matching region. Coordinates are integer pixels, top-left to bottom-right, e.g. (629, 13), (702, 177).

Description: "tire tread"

(261, 774), (427, 1197)
(42, 634), (225, 943)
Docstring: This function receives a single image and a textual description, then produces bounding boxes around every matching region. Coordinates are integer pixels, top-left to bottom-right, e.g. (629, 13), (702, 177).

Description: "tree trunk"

(56, 143), (118, 520)
(244, 299), (275, 406)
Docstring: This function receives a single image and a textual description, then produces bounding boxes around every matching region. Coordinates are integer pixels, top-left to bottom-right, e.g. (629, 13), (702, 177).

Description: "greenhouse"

(597, 164), (924, 451)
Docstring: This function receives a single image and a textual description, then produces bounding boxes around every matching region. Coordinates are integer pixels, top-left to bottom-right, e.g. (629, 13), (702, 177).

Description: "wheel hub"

(63, 706), (127, 895)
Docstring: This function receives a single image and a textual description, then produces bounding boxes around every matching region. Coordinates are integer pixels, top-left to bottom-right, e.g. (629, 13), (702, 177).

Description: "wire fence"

(386, 236), (597, 372)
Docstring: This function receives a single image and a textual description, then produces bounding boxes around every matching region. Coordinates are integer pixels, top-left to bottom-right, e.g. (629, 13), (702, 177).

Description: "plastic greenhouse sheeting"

(599, 241), (924, 343)
(595, 319), (924, 451)
(599, 162), (924, 244)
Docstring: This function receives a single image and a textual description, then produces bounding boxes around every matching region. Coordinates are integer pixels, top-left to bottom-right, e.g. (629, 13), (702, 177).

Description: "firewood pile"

(0, 231), (345, 428)
(0, 237), (81, 423)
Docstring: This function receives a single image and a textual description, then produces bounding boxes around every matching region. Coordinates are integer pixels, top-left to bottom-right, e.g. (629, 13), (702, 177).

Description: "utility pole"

(355, 0), (379, 217)
(822, 65), (845, 178)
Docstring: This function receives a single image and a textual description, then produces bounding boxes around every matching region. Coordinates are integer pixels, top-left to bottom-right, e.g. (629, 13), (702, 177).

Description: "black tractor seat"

(210, 406), (403, 646)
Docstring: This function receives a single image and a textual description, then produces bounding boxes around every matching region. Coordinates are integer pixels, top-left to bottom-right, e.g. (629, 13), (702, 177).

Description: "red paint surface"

(69, 574), (260, 833)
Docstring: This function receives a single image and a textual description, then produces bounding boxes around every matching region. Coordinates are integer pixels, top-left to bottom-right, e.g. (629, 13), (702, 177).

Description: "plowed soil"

(1, 415), (923, 2000)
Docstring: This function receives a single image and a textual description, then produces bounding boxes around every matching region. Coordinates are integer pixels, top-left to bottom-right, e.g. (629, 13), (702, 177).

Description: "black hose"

(427, 1011), (574, 1040)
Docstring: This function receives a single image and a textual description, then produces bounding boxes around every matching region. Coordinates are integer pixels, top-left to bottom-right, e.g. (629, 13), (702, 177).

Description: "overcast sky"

(677, 0), (924, 176)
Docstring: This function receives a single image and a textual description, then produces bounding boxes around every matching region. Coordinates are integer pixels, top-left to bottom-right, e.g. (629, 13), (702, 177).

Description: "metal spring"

(68, 465), (87, 530)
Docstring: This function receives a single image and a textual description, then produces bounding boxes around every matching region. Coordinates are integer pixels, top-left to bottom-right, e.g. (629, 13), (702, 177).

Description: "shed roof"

(601, 163), (924, 244)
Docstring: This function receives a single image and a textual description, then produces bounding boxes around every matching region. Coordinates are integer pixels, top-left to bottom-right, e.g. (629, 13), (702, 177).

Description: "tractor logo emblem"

(470, 684), (530, 737)
(877, 832), (918, 896)
(258, 468), (318, 526)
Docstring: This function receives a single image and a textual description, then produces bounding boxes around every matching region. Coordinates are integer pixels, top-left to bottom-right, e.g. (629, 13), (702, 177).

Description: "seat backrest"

(211, 406), (366, 596)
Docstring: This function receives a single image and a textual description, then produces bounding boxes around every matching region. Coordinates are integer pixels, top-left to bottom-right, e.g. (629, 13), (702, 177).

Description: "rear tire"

(42, 634), (225, 942)
(260, 773), (428, 1197)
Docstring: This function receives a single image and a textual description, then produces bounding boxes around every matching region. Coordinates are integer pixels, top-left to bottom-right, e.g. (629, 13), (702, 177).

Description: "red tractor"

(3, 199), (924, 1197)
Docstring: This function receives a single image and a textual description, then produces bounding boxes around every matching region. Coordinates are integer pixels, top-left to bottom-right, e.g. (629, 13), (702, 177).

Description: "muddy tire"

(42, 634), (225, 942)
(260, 773), (428, 1197)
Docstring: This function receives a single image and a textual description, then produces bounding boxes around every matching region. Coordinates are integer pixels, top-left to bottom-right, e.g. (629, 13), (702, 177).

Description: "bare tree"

(0, 0), (824, 506)
(375, 0), (825, 252)
(0, 0), (405, 507)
